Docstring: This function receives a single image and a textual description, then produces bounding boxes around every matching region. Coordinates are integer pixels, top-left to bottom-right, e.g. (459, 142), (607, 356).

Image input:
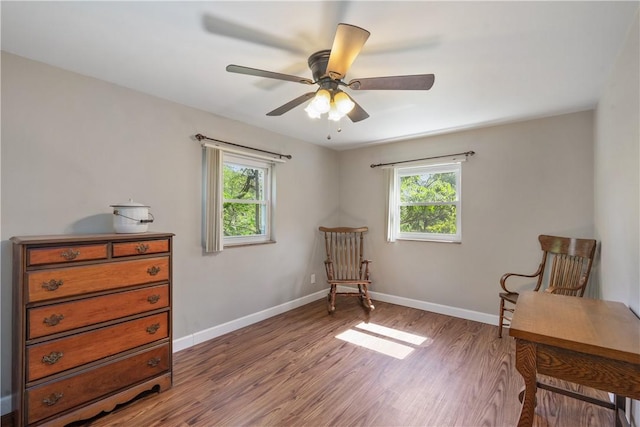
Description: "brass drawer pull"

(147, 357), (161, 367)
(42, 351), (64, 365)
(147, 266), (161, 276)
(43, 314), (64, 327)
(146, 323), (160, 334)
(147, 294), (160, 304)
(42, 279), (63, 291)
(60, 249), (80, 260)
(136, 243), (150, 253)
(43, 392), (63, 406)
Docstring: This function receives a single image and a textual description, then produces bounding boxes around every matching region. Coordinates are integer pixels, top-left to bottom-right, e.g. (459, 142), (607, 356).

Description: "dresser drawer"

(27, 312), (168, 382)
(26, 256), (169, 303)
(27, 343), (170, 424)
(27, 244), (108, 266)
(28, 284), (170, 339)
(113, 239), (170, 257)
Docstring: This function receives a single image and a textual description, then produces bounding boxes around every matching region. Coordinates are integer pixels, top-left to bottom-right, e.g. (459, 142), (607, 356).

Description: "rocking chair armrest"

(499, 269), (542, 293)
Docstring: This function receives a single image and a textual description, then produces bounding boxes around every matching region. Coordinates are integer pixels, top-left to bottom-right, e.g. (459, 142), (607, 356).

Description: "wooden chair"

(498, 234), (597, 338)
(319, 226), (374, 313)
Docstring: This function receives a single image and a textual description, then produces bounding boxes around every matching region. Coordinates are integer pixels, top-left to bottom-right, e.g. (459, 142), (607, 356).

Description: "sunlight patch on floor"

(335, 322), (432, 360)
(335, 329), (415, 359)
(354, 322), (429, 345)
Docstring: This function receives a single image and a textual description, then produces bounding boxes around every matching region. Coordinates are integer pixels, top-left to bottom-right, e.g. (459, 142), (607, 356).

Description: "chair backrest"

(319, 226), (368, 280)
(536, 235), (597, 296)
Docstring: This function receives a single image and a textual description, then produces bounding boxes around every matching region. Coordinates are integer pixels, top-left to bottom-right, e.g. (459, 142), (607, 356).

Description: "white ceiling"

(2, 1), (638, 150)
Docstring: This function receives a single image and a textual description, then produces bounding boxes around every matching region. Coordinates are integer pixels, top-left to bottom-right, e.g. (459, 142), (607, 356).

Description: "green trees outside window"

(399, 171), (457, 234)
(394, 162), (461, 242)
(223, 162), (268, 237)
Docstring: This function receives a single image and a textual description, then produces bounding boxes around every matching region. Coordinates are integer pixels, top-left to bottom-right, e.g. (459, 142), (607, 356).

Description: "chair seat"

(328, 279), (371, 285)
(499, 292), (519, 304)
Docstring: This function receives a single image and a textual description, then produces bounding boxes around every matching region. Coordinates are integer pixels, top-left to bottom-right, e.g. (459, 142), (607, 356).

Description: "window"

(222, 154), (272, 245)
(203, 143), (285, 253)
(388, 162), (462, 242)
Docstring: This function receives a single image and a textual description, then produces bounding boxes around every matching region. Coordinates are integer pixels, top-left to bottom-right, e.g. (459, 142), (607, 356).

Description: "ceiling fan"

(225, 23), (435, 124)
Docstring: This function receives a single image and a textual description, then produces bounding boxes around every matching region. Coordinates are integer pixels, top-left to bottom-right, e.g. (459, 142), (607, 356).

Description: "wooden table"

(510, 291), (640, 427)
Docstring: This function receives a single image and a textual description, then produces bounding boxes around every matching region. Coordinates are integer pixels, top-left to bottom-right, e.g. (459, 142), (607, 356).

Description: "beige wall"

(0, 52), (339, 404)
(594, 10), (639, 426)
(595, 10), (640, 313)
(338, 111), (595, 315)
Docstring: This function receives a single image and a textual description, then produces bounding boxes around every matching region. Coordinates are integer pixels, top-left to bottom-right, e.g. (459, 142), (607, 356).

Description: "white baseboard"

(1, 394), (13, 418)
(173, 290), (327, 353)
(172, 289), (498, 354)
(369, 291), (499, 326)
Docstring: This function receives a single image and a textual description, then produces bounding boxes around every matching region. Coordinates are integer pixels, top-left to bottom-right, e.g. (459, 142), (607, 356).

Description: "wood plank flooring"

(81, 298), (614, 427)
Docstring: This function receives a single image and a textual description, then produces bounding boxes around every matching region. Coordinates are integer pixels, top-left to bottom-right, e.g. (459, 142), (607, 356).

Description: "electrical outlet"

(310, 273), (316, 284)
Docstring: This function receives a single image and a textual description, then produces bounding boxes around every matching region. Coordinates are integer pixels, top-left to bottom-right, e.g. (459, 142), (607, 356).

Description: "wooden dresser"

(11, 232), (174, 427)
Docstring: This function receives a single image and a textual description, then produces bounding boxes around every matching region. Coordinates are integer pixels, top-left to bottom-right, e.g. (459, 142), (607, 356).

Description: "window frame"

(393, 162), (462, 243)
(222, 153), (273, 246)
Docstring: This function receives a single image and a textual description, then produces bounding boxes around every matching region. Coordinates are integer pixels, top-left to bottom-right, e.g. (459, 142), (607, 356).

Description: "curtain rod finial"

(195, 134), (205, 141)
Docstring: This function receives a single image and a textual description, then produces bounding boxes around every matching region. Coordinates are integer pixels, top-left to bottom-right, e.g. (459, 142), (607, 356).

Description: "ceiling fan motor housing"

(308, 50), (333, 82)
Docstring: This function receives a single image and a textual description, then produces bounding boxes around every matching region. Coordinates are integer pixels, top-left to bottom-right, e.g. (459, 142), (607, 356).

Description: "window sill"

(223, 240), (276, 249)
(396, 237), (461, 244)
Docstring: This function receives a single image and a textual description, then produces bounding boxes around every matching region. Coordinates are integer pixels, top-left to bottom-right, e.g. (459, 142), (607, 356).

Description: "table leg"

(615, 395), (630, 427)
(515, 339), (538, 427)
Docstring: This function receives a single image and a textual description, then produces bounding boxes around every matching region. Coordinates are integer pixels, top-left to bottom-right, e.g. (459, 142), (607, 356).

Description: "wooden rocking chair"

(319, 226), (374, 313)
(498, 234), (597, 337)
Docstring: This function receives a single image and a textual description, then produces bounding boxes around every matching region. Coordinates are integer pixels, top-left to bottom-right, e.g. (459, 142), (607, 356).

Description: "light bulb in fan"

(328, 102), (342, 122)
(309, 89), (331, 114)
(334, 91), (355, 115)
(304, 104), (321, 119)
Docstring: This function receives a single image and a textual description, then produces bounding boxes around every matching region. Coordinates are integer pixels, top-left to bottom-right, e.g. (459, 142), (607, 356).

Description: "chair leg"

(361, 284), (375, 311)
(327, 285), (336, 313)
(498, 298), (505, 338)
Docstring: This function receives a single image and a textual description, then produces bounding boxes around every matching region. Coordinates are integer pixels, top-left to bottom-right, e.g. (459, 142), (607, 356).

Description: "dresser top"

(11, 232), (174, 245)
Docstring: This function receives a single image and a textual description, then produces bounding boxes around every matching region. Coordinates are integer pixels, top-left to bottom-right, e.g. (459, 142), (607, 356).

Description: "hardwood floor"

(80, 298), (613, 427)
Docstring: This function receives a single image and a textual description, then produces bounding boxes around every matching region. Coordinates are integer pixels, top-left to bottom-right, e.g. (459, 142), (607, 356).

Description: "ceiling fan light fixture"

(304, 104), (321, 119)
(333, 91), (355, 115)
(328, 102), (343, 122)
(309, 89), (331, 114)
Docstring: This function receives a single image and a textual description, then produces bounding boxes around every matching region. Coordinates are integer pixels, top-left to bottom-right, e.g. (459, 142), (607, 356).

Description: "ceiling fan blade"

(227, 65), (314, 85)
(348, 74), (435, 90)
(203, 14), (305, 54)
(346, 94), (369, 123)
(326, 23), (370, 80)
(267, 92), (316, 116)
(254, 62), (310, 90)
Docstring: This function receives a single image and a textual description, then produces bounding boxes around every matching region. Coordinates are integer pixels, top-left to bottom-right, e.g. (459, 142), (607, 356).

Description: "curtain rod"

(194, 134), (292, 160)
(370, 151), (475, 168)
